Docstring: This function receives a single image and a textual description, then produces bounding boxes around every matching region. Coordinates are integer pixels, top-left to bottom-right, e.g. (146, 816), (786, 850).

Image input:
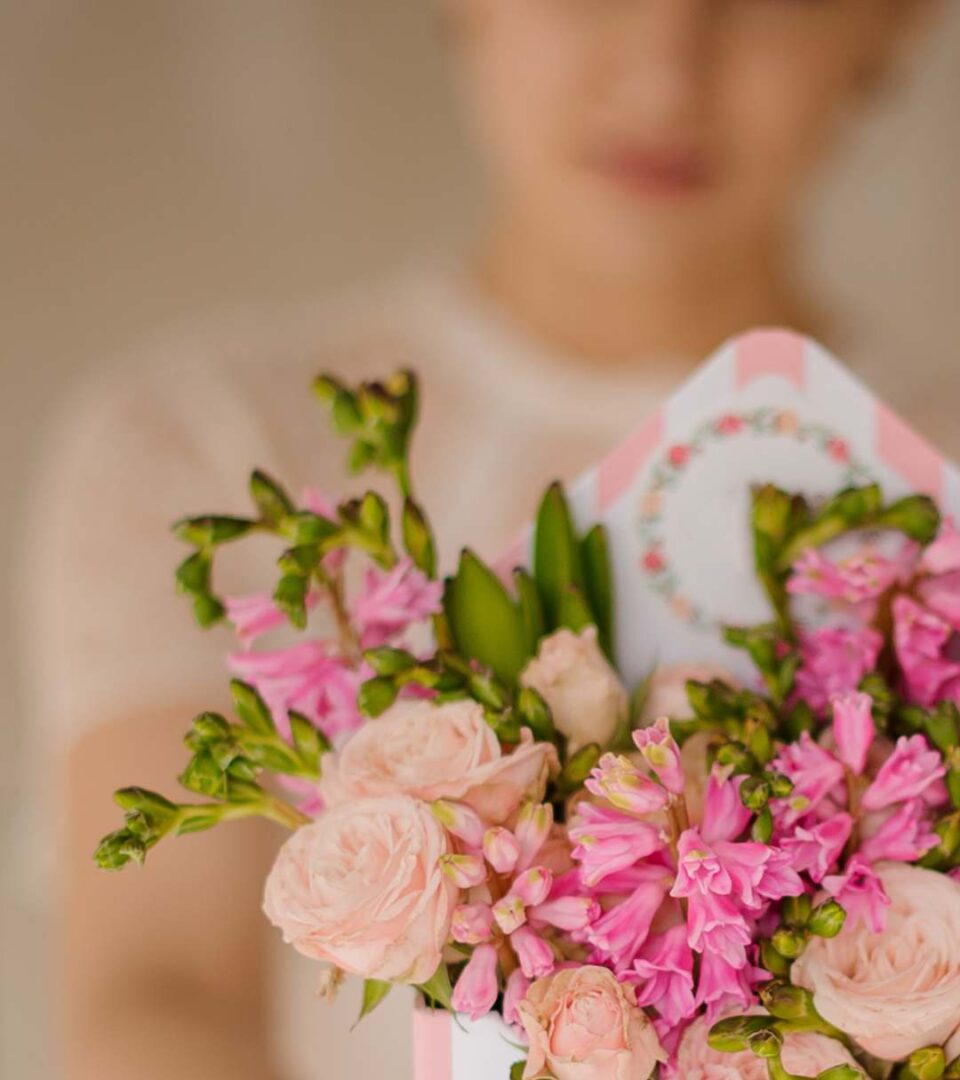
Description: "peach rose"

(263, 795), (457, 983)
(792, 862), (960, 1061)
(676, 1015), (864, 1079)
(321, 698), (557, 824)
(518, 965), (665, 1080)
(521, 628), (627, 752)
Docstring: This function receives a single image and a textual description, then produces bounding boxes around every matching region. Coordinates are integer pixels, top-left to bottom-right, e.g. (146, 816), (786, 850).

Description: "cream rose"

(676, 1016), (864, 1079)
(637, 663), (736, 726)
(321, 698), (558, 824)
(518, 965), (665, 1080)
(793, 862), (960, 1061)
(263, 795), (457, 983)
(521, 627), (627, 752)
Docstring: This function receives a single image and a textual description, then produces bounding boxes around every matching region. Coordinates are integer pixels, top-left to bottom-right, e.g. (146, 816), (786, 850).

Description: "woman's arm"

(63, 709), (281, 1080)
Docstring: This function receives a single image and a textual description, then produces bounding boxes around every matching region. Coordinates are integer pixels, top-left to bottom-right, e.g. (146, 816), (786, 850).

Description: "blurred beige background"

(1, 3), (958, 1077)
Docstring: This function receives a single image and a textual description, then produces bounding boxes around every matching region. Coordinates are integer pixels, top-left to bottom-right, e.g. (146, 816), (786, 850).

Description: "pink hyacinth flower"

(773, 733), (845, 816)
(823, 855), (891, 933)
(451, 943), (499, 1021)
(860, 800), (940, 863)
(629, 924), (696, 1027)
(788, 548), (903, 608)
(780, 814), (853, 883)
(586, 873), (670, 971)
(225, 590), (320, 647)
(528, 895), (599, 933)
(585, 753), (670, 816)
(350, 558), (442, 649)
(793, 626), (883, 714)
(440, 853), (488, 889)
(694, 950), (759, 1019)
(513, 801), (554, 871)
(511, 925), (555, 979)
(893, 595), (960, 707)
(683, 891), (753, 967)
(451, 903), (495, 945)
(861, 733), (946, 811)
(502, 968), (531, 1030)
(700, 768), (752, 844)
(633, 717), (685, 795)
(920, 518), (960, 576)
(710, 841), (804, 912)
(830, 691), (876, 776)
(569, 803), (665, 887)
(483, 827), (521, 874)
(432, 800), (486, 848)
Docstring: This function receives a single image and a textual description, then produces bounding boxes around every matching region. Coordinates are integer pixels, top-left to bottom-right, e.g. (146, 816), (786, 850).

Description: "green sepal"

(192, 593), (225, 628)
(417, 963), (455, 1012)
(175, 550), (211, 595)
(358, 675), (399, 717)
(364, 647), (418, 677)
(358, 979), (393, 1024)
(274, 573), (309, 629)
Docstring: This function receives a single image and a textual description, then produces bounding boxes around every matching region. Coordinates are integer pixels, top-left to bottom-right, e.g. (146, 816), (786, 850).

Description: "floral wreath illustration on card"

(636, 406), (876, 630)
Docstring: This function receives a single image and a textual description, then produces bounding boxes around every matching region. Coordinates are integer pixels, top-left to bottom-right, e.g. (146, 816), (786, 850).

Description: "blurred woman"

(31, 2), (941, 1078)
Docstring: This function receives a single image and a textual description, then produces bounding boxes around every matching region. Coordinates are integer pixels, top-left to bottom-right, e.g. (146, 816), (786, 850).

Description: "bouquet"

(95, 363), (960, 1080)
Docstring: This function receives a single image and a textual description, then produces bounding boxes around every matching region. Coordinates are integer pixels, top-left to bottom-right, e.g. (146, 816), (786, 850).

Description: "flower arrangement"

(95, 369), (960, 1080)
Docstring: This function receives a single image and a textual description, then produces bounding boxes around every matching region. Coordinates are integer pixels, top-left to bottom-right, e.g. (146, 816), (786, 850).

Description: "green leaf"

(230, 680), (276, 735)
(513, 569), (545, 654)
(533, 483), (584, 628)
(510, 1064), (526, 1080)
(192, 593), (225, 628)
(581, 524), (614, 658)
(447, 550), (529, 684)
(877, 494), (941, 543)
(358, 979), (393, 1024)
(358, 675), (399, 717)
(417, 963), (454, 1012)
(557, 585), (594, 636)
(249, 469), (295, 524)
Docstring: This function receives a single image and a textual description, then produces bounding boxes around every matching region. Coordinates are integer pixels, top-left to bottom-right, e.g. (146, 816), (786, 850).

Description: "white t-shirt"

(23, 266), (683, 1080)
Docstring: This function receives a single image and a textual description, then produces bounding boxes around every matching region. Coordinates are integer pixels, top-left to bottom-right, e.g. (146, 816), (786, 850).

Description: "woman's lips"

(586, 143), (714, 198)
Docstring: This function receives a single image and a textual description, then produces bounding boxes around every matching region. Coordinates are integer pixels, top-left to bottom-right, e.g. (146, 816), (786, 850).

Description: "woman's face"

(453, 0), (925, 274)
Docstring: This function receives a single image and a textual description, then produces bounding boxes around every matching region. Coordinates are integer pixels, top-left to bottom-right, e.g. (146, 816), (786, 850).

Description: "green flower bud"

(782, 894), (813, 928)
(175, 550), (211, 595)
(113, 787), (179, 828)
(516, 687), (556, 742)
(172, 515), (255, 546)
(364, 647), (418, 677)
(740, 776), (772, 811)
(192, 592), (225, 628)
(94, 829), (146, 871)
(760, 938), (792, 976)
(707, 1015), (774, 1054)
(752, 806), (774, 844)
(770, 926), (807, 959)
(561, 743), (602, 789)
(748, 1027), (784, 1059)
(817, 1067), (864, 1080)
(179, 750), (228, 800)
(760, 981), (816, 1021)
(230, 681), (275, 735)
(716, 742), (756, 773)
(402, 498), (437, 577)
(274, 573), (309, 629)
(768, 771), (795, 799)
(877, 494), (941, 543)
(808, 899), (847, 939)
(904, 1047), (946, 1080)
(488, 707), (521, 745)
(249, 469), (295, 524)
(358, 675), (399, 718)
(468, 673), (507, 711)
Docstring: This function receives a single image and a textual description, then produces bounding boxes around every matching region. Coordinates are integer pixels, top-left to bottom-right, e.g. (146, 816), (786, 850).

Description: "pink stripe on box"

(875, 402), (944, 499)
(735, 329), (807, 391)
(413, 1007), (452, 1080)
(597, 409), (665, 513)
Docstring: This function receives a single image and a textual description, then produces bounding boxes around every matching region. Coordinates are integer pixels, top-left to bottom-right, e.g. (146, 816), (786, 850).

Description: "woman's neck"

(474, 216), (818, 370)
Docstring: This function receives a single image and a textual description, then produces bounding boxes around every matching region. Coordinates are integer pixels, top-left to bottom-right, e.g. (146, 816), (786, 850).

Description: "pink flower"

(780, 815), (853, 883)
(518, 966), (666, 1080)
(512, 924), (556, 979)
(715, 414), (743, 436)
(520, 627), (628, 752)
(585, 754), (670, 816)
(920, 518), (960, 576)
(710, 841), (803, 912)
(822, 855), (891, 933)
(668, 444), (691, 468)
(830, 690), (875, 776)
(569, 803), (665, 887)
(773, 732), (845, 816)
(633, 718), (685, 795)
(629, 925), (696, 1027)
(587, 872), (672, 971)
(699, 768), (752, 843)
(451, 903), (494, 945)
(529, 895), (599, 933)
(793, 626), (883, 713)
(861, 733), (946, 811)
(321, 699), (558, 824)
(350, 558), (442, 649)
(859, 800), (940, 863)
(642, 548), (665, 574)
(503, 968), (530, 1029)
(793, 863), (960, 1061)
(225, 591), (319, 647)
(893, 595), (960, 707)
(788, 548), (903, 608)
(452, 943), (499, 1021)
(683, 892), (753, 967)
(483, 827), (521, 874)
(262, 796), (457, 983)
(228, 642), (364, 740)
(693, 951), (758, 1017)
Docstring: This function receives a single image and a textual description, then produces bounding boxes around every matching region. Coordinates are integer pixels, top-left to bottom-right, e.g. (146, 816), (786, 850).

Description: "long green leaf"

(557, 585), (594, 637)
(581, 523), (614, 658)
(448, 550), (528, 684)
(533, 483), (583, 628)
(513, 568), (545, 654)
